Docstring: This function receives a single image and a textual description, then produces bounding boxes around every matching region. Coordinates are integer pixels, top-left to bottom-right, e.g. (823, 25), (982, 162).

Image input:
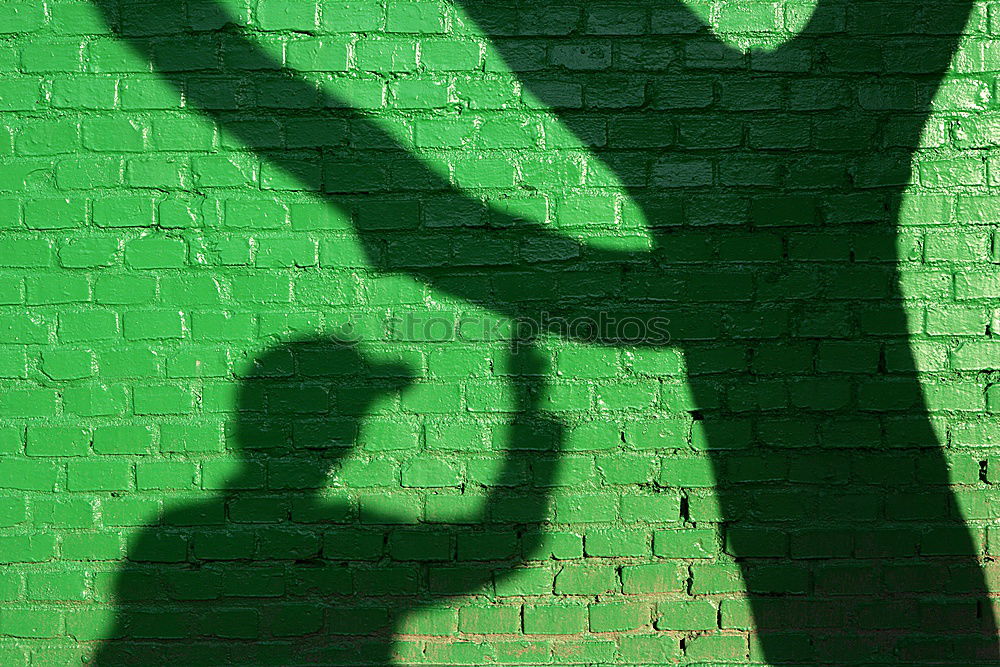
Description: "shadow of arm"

(781, 0), (976, 75)
(91, 0), (653, 287)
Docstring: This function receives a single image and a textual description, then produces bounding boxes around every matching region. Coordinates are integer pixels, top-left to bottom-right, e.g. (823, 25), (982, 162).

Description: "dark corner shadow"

(94, 336), (562, 665)
(88, 0), (998, 664)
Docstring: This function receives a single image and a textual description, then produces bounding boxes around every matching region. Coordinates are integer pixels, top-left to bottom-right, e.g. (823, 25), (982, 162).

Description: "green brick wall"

(1, 0), (999, 664)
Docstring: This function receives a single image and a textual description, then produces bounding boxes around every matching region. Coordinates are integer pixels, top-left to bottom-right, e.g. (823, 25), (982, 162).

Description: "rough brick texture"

(1, 0), (999, 665)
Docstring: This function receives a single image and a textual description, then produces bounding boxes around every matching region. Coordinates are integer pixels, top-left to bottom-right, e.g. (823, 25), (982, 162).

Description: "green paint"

(0, 0), (993, 664)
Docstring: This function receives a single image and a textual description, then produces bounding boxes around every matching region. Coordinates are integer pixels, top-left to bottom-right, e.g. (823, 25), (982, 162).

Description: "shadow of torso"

(98, 502), (440, 665)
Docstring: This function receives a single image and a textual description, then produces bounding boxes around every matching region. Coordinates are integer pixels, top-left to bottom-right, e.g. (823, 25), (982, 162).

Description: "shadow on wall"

(95, 337), (562, 665)
(88, 0), (999, 664)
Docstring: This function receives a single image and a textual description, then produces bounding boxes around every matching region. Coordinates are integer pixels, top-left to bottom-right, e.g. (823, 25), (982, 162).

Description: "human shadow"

(89, 0), (997, 663)
(95, 337), (563, 665)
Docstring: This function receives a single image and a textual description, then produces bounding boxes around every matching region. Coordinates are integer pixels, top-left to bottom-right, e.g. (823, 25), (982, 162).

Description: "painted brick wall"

(0, 0), (999, 664)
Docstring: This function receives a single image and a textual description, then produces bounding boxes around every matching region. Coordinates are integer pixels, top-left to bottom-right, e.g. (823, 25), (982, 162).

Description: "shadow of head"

(225, 336), (414, 498)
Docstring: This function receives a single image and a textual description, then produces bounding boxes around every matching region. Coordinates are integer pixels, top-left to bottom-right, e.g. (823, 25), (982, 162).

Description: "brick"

(27, 572), (88, 601)
(622, 563), (685, 594)
(124, 310), (186, 339)
(654, 529), (718, 558)
(523, 605), (587, 634)
(589, 602), (651, 632)
(67, 460), (131, 491)
(133, 384), (195, 415)
(554, 566), (619, 595)
(93, 197), (156, 227)
(26, 426), (90, 457)
(619, 635), (683, 663)
(458, 605), (520, 634)
(0, 608), (60, 638)
(585, 529), (649, 557)
(25, 198), (86, 229)
(257, 0), (317, 30)
(656, 599), (718, 631)
(51, 77), (117, 109)
(0, 389), (56, 417)
(620, 493), (682, 522)
(0, 460), (57, 491)
(400, 459), (461, 487)
(0, 79), (42, 111)
(388, 2), (447, 33)
(160, 424), (224, 453)
(125, 236), (187, 268)
(685, 634), (749, 661)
